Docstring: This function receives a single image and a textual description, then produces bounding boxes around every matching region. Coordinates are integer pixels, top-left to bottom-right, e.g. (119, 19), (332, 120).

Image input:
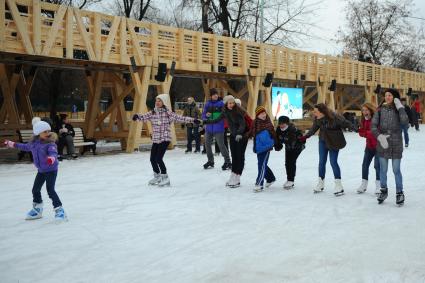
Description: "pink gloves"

(47, 156), (56, 165)
(4, 140), (15, 148)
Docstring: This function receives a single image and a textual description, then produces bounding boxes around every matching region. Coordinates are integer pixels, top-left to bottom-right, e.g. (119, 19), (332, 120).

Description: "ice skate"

(357, 179), (368, 194)
(25, 202), (43, 220)
(396, 191), (405, 206)
(228, 174), (240, 188)
(283, 181), (294, 190)
(314, 178), (324, 193)
(203, 161), (214, 169)
(226, 173), (236, 187)
(377, 188), (388, 204)
(265, 180), (275, 188)
(334, 179), (344, 196)
(253, 185), (263, 193)
(158, 174), (170, 187)
(54, 206), (68, 222)
(148, 173), (161, 185)
(221, 162), (231, 171)
(375, 181), (381, 196)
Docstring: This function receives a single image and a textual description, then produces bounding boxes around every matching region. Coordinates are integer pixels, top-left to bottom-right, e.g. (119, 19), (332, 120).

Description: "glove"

(4, 140), (15, 148)
(274, 143), (283, 151)
(298, 135), (308, 143)
(235, 135), (243, 142)
(132, 114), (139, 121)
(47, 156), (56, 165)
(394, 98), (404, 110)
(377, 134), (390, 149)
(193, 119), (201, 125)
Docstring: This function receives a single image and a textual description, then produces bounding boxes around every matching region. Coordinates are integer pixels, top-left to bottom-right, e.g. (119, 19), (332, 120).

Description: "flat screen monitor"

(271, 87), (303, 120)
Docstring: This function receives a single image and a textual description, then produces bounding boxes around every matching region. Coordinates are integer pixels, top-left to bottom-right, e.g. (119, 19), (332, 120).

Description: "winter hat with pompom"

(235, 98), (241, 106)
(255, 106), (266, 117)
(33, 121), (51, 135)
(223, 95), (235, 105)
(32, 117), (41, 126)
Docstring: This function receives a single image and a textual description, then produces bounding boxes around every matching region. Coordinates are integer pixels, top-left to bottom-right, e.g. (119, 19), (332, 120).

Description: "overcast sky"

(301, 0), (425, 55)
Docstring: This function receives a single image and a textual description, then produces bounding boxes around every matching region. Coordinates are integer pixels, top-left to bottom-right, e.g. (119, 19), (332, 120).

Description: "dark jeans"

(229, 136), (248, 175)
(256, 151), (275, 186)
(318, 139), (341, 179)
(401, 125), (409, 145)
(32, 171), (62, 208)
(150, 142), (170, 174)
(58, 135), (75, 155)
(186, 126), (200, 151)
(412, 109), (420, 130)
(362, 148), (380, 181)
(285, 149), (302, 182)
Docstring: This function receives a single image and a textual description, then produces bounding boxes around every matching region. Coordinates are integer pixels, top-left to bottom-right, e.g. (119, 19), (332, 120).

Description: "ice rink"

(1, 128), (424, 283)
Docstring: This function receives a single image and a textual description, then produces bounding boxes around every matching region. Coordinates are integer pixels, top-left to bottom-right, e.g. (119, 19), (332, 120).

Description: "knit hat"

(223, 95), (235, 105)
(255, 106), (266, 117)
(33, 121), (51, 135)
(32, 117), (41, 126)
(235, 98), (241, 106)
(278, 116), (290, 124)
(385, 88), (400, 100)
(156, 93), (170, 106)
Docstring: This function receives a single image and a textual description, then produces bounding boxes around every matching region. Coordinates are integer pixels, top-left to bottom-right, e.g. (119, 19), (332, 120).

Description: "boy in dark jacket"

(275, 116), (305, 189)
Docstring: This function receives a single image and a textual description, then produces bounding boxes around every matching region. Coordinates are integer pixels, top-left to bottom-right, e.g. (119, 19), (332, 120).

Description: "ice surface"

(1, 127), (425, 283)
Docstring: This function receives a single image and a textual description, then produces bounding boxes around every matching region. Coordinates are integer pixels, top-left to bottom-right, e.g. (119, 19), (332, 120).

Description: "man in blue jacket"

(202, 88), (231, 170)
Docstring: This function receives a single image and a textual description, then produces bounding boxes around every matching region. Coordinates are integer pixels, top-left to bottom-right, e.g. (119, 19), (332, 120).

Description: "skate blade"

(228, 184), (240, 189)
(313, 189), (324, 194)
(158, 184), (171, 187)
(334, 191), (345, 196)
(253, 189), (263, 193)
(25, 215), (42, 220)
(357, 190), (366, 194)
(283, 185), (294, 190)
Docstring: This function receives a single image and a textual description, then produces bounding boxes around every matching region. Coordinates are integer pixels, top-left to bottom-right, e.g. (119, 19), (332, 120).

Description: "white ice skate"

(375, 180), (381, 196)
(334, 179), (344, 196)
(357, 179), (368, 194)
(265, 181), (275, 188)
(283, 181), (294, 190)
(228, 175), (240, 188)
(226, 173), (236, 187)
(148, 173), (162, 186)
(25, 202), (43, 220)
(253, 185), (263, 193)
(158, 174), (170, 187)
(314, 178), (324, 193)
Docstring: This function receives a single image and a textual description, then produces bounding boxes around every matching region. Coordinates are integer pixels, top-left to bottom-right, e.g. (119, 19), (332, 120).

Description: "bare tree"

(113, 0), (153, 20)
(338, 0), (414, 66)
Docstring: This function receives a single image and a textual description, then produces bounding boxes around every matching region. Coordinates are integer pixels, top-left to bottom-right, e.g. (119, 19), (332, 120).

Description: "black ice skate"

(221, 162), (231, 171)
(396, 191), (405, 206)
(203, 161), (214, 169)
(377, 188), (388, 204)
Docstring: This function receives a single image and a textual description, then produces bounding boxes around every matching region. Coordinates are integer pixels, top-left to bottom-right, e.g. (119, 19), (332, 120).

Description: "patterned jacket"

(134, 107), (194, 144)
(371, 103), (409, 159)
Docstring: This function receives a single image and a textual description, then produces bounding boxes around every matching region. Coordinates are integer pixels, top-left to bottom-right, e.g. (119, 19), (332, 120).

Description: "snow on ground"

(1, 127), (425, 283)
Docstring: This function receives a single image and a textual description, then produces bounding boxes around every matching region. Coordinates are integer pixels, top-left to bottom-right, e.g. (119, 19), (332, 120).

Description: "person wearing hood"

(132, 94), (201, 187)
(275, 115), (305, 189)
(371, 89), (409, 205)
(4, 117), (67, 221)
(55, 113), (77, 160)
(204, 95), (248, 188)
(182, 97), (201, 153)
(251, 106), (279, 192)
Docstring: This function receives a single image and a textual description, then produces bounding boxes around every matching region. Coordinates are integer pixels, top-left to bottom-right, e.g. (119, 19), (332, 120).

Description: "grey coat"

(371, 104), (409, 159)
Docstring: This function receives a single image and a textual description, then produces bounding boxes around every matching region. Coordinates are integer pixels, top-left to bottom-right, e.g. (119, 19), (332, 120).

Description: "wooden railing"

(1, 0), (425, 91)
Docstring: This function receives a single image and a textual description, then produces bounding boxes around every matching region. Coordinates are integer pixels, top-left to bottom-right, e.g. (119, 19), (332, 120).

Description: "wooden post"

(0, 64), (20, 125)
(246, 75), (261, 118)
(127, 66), (151, 152)
(85, 71), (104, 138)
(16, 68), (37, 125)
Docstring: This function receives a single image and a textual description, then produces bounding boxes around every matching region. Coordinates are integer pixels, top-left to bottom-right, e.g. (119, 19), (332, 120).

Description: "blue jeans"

(318, 139), (341, 179)
(32, 170), (62, 208)
(256, 151), (276, 186)
(401, 125), (409, 145)
(362, 148), (380, 181)
(379, 158), (403, 192)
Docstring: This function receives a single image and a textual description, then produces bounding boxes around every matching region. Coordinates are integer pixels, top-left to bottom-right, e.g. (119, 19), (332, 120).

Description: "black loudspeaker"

(328, 79), (337, 91)
(170, 61), (176, 76)
(407, 87), (412, 96)
(374, 84), (381, 94)
(300, 74), (306, 81)
(263, 72), (274, 87)
(155, 63), (167, 82)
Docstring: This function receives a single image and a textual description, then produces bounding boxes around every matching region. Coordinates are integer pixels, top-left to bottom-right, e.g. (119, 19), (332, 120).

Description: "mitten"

(394, 98), (404, 110)
(377, 134), (390, 149)
(235, 135), (243, 142)
(132, 114), (140, 121)
(4, 140), (15, 148)
(47, 156), (56, 165)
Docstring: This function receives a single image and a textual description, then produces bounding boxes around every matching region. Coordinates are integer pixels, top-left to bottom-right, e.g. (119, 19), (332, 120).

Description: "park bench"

(17, 127), (97, 160)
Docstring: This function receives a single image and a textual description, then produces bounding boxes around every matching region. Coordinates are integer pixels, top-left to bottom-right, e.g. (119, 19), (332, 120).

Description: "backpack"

(244, 114), (253, 133)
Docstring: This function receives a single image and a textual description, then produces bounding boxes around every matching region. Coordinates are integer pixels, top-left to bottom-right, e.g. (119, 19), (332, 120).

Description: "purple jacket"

(202, 100), (225, 134)
(15, 138), (59, 173)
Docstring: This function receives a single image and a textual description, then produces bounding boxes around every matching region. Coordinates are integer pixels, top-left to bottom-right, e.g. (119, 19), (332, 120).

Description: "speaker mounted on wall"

(328, 79), (337, 91)
(263, 72), (274, 87)
(155, 63), (167, 82)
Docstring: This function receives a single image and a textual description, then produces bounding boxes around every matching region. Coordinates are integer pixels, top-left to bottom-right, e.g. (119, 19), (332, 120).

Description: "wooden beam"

(246, 76), (261, 118)
(41, 5), (67, 56)
(93, 13), (101, 60)
(127, 66), (151, 152)
(65, 8), (74, 59)
(17, 69), (36, 124)
(263, 87), (273, 120)
(0, 64), (20, 124)
(120, 17), (128, 65)
(127, 20), (145, 66)
(0, 0), (4, 51)
(101, 16), (121, 61)
(73, 8), (96, 61)
(6, 0), (34, 54)
(85, 71), (104, 137)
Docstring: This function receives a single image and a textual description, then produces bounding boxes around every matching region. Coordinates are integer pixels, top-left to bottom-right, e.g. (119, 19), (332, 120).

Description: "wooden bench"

(16, 127), (97, 160)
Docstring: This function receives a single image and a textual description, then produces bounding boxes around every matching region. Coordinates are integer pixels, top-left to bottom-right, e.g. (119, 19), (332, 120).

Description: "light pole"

(260, 0), (265, 43)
